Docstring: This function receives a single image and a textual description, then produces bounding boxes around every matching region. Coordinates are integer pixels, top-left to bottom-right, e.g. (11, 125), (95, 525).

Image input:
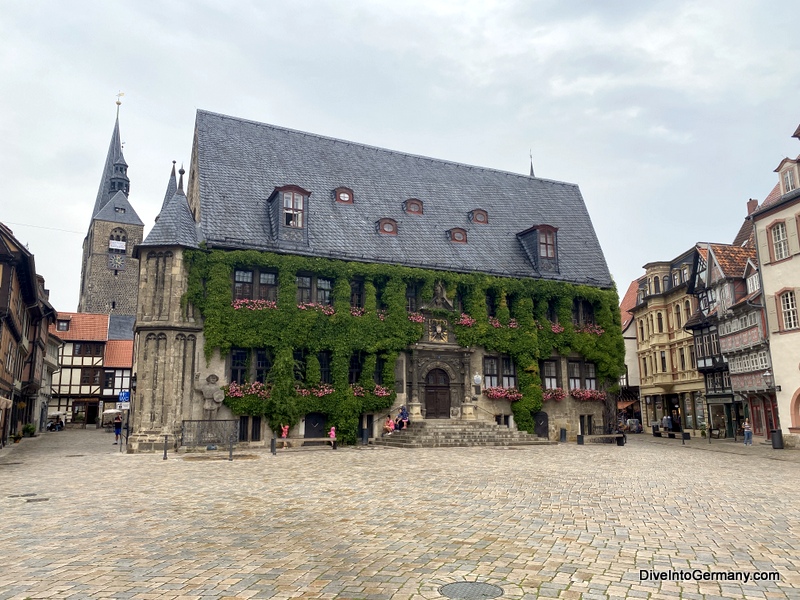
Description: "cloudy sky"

(2, 0), (799, 312)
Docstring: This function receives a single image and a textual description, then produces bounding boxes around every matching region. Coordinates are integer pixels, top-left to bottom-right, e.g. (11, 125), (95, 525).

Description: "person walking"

(743, 418), (753, 446)
(113, 414), (123, 445)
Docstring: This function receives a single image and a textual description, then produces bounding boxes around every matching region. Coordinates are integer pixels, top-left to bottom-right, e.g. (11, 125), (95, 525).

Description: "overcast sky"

(2, 1), (799, 312)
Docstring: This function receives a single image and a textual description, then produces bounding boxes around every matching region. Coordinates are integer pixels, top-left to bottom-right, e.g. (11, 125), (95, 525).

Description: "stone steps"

(372, 421), (555, 448)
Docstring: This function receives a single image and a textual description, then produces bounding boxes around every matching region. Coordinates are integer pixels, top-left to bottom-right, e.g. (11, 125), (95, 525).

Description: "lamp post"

(125, 373), (136, 452)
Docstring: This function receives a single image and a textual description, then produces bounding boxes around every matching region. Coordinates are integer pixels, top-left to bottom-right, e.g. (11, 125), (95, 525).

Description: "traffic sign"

(118, 391), (130, 402)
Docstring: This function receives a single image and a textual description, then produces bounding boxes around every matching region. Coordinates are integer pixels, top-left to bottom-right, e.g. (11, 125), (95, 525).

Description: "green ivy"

(185, 249), (624, 443)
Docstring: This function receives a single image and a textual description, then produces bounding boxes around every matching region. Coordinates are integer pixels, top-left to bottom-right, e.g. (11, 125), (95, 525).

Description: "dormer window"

(447, 228), (467, 243)
(272, 185), (311, 229)
(539, 226), (556, 258)
(335, 187), (354, 204)
(403, 199), (423, 215)
(516, 224), (559, 273)
(783, 168), (796, 194)
(469, 209), (488, 224)
(56, 320), (70, 332)
(377, 218), (398, 235)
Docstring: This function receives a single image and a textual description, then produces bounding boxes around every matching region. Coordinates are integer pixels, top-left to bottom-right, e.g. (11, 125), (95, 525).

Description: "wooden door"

(425, 369), (450, 419)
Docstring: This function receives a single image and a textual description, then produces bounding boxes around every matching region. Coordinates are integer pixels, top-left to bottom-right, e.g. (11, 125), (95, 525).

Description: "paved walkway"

(1, 429), (799, 599)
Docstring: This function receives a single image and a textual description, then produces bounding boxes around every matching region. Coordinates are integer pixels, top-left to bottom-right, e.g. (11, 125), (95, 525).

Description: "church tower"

(78, 104), (144, 316)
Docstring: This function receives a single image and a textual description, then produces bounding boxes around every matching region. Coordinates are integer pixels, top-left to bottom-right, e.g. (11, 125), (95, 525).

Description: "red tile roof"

(709, 244), (756, 279)
(761, 183), (782, 208)
(48, 312), (109, 341)
(104, 340), (133, 368)
(619, 280), (639, 330)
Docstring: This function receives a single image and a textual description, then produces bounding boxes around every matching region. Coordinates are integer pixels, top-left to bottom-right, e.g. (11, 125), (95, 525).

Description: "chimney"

(747, 198), (759, 215)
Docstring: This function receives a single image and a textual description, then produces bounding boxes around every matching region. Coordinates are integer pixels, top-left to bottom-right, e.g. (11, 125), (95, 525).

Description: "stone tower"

(77, 110), (144, 316)
(128, 166), (206, 452)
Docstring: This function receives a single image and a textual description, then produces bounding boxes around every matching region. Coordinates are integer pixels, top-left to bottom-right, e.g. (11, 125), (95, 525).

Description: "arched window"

(376, 218), (398, 235)
(638, 320), (644, 341)
(674, 304), (682, 328)
(657, 312), (663, 333)
(684, 299), (691, 318)
(653, 277), (661, 293)
(108, 228), (127, 254)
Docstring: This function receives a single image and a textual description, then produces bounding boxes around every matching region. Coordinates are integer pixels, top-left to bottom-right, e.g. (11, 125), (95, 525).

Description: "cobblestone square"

(1, 430), (799, 599)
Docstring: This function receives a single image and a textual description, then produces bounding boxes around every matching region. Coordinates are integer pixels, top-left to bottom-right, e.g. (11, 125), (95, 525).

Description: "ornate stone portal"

(408, 307), (475, 421)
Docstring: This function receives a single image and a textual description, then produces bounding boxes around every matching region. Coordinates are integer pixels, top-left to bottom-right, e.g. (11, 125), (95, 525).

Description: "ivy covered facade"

(127, 111), (623, 452)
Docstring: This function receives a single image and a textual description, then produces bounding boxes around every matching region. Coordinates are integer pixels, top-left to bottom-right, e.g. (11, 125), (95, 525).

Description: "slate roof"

(49, 312), (109, 341)
(91, 117), (128, 219)
(93, 190), (144, 226)
(708, 244), (755, 279)
(619, 279), (639, 331)
(141, 187), (203, 249)
(104, 340), (133, 368)
(189, 110), (613, 287)
(108, 314), (135, 340)
(159, 162), (178, 214)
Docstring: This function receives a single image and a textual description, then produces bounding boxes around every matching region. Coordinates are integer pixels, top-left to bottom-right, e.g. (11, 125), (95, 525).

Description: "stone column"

(460, 351), (476, 420)
(408, 349), (422, 419)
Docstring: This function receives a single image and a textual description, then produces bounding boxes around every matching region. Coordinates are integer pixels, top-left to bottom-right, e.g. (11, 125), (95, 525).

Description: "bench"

(709, 429), (721, 439)
(577, 433), (625, 446)
(275, 437), (336, 449)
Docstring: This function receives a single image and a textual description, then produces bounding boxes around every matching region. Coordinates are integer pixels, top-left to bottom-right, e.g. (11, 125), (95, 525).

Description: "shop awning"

(617, 400), (637, 410)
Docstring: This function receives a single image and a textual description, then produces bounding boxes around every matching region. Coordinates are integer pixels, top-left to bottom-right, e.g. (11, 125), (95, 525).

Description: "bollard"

(163, 435), (168, 460)
(559, 428), (566, 443)
(361, 428), (369, 446)
(271, 437), (276, 456)
(229, 434), (234, 461)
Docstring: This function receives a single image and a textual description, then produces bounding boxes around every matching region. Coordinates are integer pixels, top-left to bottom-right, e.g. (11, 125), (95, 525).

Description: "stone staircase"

(371, 420), (555, 448)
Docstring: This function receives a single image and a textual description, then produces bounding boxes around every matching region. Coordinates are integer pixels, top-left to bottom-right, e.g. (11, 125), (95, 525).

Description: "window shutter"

(765, 294), (780, 333)
(788, 219), (800, 256)
(757, 226), (770, 264)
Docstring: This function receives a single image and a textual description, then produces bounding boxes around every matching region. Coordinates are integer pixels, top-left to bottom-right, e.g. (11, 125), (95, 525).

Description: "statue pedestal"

(408, 402), (423, 420)
(460, 402), (476, 420)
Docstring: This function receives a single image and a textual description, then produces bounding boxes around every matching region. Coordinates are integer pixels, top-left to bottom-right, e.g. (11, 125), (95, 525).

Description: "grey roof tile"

(93, 191), (144, 226)
(190, 110), (613, 287)
(108, 314), (135, 340)
(141, 188), (202, 248)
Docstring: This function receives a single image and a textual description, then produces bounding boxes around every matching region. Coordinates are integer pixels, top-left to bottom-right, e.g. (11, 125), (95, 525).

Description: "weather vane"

(116, 91), (125, 117)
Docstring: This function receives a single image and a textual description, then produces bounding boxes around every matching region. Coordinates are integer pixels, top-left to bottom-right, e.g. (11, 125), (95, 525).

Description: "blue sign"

(118, 391), (130, 402)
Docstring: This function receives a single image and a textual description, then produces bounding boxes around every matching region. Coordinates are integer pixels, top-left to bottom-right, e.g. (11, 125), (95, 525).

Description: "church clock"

(108, 254), (125, 270)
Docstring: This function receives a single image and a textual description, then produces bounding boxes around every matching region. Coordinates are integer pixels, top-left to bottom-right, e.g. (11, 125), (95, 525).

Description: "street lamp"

(762, 370), (774, 390)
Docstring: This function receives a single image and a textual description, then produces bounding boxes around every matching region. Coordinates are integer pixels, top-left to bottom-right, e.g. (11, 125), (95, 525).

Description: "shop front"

(706, 395), (743, 439)
(745, 393), (779, 442)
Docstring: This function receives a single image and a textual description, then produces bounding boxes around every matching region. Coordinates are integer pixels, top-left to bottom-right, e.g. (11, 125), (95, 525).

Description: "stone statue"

(432, 280), (453, 310)
(196, 373), (225, 419)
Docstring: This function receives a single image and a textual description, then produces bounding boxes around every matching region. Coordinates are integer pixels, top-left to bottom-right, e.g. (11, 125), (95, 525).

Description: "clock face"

(108, 254), (125, 270)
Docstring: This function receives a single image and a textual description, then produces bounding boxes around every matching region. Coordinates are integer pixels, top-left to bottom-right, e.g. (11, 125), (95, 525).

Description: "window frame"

(541, 359), (559, 390)
(483, 356), (499, 388)
(283, 190), (305, 228)
(769, 221), (790, 262)
(234, 269), (254, 300)
(779, 290), (799, 330)
(377, 218), (398, 235)
(230, 348), (248, 384)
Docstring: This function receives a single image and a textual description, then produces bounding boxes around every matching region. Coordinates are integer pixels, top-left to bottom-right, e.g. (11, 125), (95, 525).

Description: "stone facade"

(78, 218), (142, 315)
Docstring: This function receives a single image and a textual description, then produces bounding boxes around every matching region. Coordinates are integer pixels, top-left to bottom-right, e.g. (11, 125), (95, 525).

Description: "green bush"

(22, 423), (36, 437)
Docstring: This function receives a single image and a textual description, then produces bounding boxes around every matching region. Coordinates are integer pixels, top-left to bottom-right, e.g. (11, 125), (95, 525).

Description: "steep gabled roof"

(761, 182), (782, 209)
(159, 162), (178, 214)
(104, 340), (133, 368)
(49, 312), (109, 341)
(140, 188), (203, 249)
(93, 190), (144, 226)
(619, 279), (639, 330)
(189, 110), (613, 287)
(708, 244), (755, 280)
(91, 117), (128, 218)
(108, 314), (135, 340)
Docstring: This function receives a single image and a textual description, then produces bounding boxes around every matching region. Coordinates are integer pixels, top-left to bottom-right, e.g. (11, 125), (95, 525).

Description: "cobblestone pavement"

(1, 429), (799, 600)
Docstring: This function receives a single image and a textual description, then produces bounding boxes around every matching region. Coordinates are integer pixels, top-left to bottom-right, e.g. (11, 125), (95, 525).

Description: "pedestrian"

(113, 414), (122, 444)
(743, 418), (753, 446)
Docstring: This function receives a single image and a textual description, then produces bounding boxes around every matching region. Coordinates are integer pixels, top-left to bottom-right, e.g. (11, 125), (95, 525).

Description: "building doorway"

(425, 369), (451, 419)
(304, 412), (327, 444)
(533, 411), (549, 439)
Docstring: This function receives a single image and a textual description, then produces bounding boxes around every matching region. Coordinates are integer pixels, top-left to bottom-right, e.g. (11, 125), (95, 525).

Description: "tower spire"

(529, 150), (535, 178)
(178, 164), (185, 193)
(91, 104), (130, 219)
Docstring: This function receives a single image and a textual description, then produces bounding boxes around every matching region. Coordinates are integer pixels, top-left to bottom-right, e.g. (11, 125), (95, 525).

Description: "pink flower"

(456, 313), (476, 327)
(489, 317), (502, 328)
(508, 319), (518, 328)
(543, 388), (566, 402)
(551, 323), (564, 334)
(372, 384), (391, 397)
(231, 299), (277, 311)
(408, 312), (424, 323)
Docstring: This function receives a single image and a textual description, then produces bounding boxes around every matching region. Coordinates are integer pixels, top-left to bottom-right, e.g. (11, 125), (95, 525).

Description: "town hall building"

(127, 110), (624, 452)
